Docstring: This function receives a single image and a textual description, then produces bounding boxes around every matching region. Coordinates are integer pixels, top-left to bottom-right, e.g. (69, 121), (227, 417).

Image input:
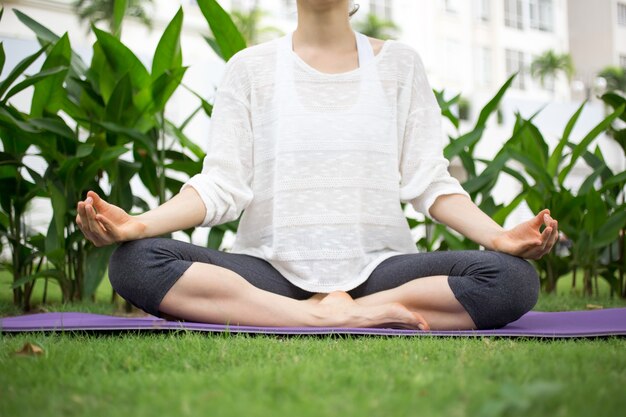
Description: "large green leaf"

(78, 145), (129, 190)
(474, 72), (516, 129)
(81, 119), (155, 152)
(152, 7), (184, 80)
(0, 106), (39, 135)
(600, 170), (626, 192)
(166, 160), (202, 177)
(519, 116), (549, 168)
(29, 117), (75, 140)
(105, 73), (134, 125)
(592, 208), (626, 249)
(13, 9), (87, 90)
(108, 159), (139, 211)
(151, 67), (187, 113)
(0, 45), (47, 100)
(133, 142), (158, 196)
(196, 0), (247, 61)
(590, 146), (613, 182)
(72, 76), (105, 120)
(91, 26), (150, 106)
(547, 101), (585, 177)
(14, 9), (58, 43)
(509, 148), (555, 190)
(492, 192), (527, 226)
(601, 92), (626, 123)
(559, 104), (625, 184)
(31, 34), (71, 116)
(435, 89), (460, 129)
(462, 151), (509, 194)
(582, 188), (607, 235)
(444, 128), (483, 160)
(1, 66), (67, 104)
(578, 166), (603, 195)
(112, 0), (128, 38)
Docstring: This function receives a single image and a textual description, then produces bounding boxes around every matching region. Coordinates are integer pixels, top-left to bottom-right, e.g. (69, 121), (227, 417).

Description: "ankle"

(306, 303), (349, 327)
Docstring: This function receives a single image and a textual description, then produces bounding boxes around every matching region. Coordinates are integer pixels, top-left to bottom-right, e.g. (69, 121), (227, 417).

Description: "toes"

(387, 302), (429, 331)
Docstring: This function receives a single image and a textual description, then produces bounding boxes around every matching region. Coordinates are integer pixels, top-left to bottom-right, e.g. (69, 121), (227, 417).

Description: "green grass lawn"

(1, 270), (625, 417)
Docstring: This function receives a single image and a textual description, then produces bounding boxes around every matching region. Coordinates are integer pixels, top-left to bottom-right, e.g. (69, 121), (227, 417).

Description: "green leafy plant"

(413, 71), (626, 297)
(1, 0), (247, 309)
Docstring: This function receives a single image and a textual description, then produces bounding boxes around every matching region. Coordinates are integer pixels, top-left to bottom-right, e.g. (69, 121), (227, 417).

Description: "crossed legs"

(108, 239), (540, 331)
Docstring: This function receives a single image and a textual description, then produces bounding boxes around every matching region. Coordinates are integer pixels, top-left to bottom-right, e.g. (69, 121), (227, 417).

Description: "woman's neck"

(294, 1), (354, 52)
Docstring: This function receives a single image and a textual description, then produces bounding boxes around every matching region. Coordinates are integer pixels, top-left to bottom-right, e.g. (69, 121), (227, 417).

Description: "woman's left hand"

(491, 209), (559, 260)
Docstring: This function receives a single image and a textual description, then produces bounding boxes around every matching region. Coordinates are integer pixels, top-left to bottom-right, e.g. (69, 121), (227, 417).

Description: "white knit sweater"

(181, 30), (470, 293)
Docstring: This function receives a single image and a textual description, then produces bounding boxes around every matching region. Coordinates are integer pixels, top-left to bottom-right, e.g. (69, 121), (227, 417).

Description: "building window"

(506, 48), (526, 90)
(618, 3), (626, 26)
(530, 0), (554, 32)
(474, 46), (492, 86)
(475, 0), (491, 22)
(620, 54), (626, 69)
(369, 0), (393, 20)
(504, 0), (524, 29)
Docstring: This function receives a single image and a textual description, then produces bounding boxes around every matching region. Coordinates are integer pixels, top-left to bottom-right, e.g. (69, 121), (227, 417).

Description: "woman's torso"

(230, 30), (419, 292)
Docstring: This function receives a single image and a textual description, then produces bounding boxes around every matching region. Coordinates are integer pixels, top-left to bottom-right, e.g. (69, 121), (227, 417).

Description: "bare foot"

(314, 291), (429, 330)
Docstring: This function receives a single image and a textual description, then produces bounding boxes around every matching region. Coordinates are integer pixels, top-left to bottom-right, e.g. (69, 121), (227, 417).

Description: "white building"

(568, 0), (626, 100)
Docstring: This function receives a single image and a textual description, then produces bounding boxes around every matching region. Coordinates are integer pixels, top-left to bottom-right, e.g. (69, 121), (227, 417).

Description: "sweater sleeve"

(180, 52), (254, 228)
(398, 49), (470, 221)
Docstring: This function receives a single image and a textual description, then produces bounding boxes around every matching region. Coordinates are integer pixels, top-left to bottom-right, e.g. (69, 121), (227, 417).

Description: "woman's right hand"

(76, 190), (146, 247)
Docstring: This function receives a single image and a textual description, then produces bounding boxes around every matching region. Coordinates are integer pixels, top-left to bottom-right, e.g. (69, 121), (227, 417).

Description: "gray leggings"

(108, 238), (540, 329)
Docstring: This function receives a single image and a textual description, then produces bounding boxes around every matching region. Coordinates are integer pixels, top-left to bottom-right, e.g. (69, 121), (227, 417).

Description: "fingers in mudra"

(77, 194), (109, 246)
(539, 212), (559, 255)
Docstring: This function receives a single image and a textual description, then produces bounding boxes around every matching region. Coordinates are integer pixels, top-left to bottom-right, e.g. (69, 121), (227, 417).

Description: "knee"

(477, 252), (540, 329)
(108, 238), (160, 300)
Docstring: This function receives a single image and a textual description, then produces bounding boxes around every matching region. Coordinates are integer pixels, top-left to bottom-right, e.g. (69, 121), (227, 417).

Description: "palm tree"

(72, 0), (154, 33)
(598, 66), (626, 93)
(230, 1), (283, 45)
(530, 50), (575, 90)
(352, 13), (400, 40)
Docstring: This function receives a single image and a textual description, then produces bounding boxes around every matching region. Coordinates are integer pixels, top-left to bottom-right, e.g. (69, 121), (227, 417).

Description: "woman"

(76, 0), (558, 331)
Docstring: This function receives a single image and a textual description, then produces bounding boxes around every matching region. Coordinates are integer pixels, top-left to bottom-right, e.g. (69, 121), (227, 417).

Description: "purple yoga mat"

(2, 308), (626, 337)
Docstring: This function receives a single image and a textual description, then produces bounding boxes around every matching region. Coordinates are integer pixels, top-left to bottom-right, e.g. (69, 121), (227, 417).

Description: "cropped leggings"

(108, 238), (540, 329)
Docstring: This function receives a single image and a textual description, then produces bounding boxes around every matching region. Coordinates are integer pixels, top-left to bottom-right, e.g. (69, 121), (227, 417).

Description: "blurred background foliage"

(0, 0), (624, 312)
